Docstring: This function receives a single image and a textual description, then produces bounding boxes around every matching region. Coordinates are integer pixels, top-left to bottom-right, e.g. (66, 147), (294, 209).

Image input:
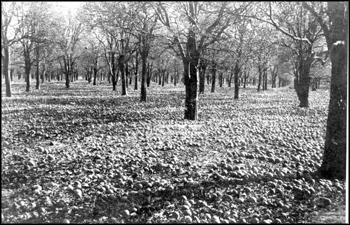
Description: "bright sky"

(53, 1), (83, 15)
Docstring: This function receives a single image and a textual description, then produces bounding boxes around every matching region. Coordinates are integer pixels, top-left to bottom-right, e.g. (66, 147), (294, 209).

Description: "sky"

(53, 1), (83, 15)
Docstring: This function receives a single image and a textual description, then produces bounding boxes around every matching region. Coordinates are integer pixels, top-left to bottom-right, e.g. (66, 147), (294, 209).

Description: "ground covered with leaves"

(1, 81), (346, 223)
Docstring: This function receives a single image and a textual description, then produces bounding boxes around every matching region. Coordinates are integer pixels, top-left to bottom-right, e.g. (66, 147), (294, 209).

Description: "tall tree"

(1, 2), (21, 97)
(303, 2), (348, 179)
(261, 2), (326, 107)
(155, 2), (249, 120)
(57, 16), (83, 88)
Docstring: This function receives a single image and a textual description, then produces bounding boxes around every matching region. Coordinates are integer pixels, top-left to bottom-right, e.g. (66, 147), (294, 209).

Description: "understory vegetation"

(1, 81), (345, 224)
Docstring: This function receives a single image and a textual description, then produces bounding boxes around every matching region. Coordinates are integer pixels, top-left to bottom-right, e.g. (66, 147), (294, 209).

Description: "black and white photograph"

(1, 1), (348, 224)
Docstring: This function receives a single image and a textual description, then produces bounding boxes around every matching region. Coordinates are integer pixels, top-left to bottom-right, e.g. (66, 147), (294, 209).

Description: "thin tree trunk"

(257, 65), (262, 92)
(234, 62), (240, 99)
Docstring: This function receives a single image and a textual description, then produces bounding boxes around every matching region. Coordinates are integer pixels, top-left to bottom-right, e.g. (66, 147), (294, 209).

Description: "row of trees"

(1, 2), (347, 181)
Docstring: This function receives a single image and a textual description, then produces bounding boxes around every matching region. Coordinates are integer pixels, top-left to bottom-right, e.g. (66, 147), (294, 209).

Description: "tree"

(1, 2), (20, 97)
(154, 2), (249, 120)
(261, 2), (327, 107)
(303, 2), (348, 179)
(57, 16), (83, 88)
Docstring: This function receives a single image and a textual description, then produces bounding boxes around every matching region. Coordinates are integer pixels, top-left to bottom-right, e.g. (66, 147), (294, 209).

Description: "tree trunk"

(219, 72), (223, 87)
(93, 67), (97, 85)
(234, 62), (240, 99)
(199, 62), (206, 94)
(2, 46), (12, 97)
(146, 62), (152, 87)
(184, 29), (199, 120)
(316, 2), (347, 180)
(162, 69), (165, 87)
(211, 62), (216, 93)
(257, 66), (262, 92)
(119, 55), (127, 96)
(140, 50), (147, 102)
(295, 56), (312, 107)
(134, 53), (138, 90)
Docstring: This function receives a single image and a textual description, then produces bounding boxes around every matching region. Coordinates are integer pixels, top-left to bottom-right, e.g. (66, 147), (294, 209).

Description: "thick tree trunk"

(25, 52), (31, 92)
(93, 67), (97, 85)
(119, 55), (127, 96)
(295, 57), (312, 107)
(184, 30), (199, 120)
(316, 2), (347, 180)
(65, 72), (70, 88)
(211, 63), (216, 93)
(2, 47), (12, 97)
(140, 52), (147, 102)
(183, 58), (198, 120)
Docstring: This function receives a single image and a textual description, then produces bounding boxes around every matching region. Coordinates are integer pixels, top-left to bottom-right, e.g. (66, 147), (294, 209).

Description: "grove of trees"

(1, 2), (347, 179)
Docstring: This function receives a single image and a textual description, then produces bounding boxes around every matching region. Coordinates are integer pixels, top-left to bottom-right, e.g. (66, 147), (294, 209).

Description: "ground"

(1, 80), (347, 223)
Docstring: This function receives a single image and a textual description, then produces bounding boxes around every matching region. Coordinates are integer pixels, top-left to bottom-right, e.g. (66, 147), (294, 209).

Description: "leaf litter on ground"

(1, 80), (346, 223)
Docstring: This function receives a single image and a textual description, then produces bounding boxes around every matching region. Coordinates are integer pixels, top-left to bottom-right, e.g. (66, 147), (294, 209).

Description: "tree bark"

(140, 52), (147, 102)
(257, 65), (262, 92)
(119, 55), (127, 96)
(183, 29), (199, 120)
(93, 67), (97, 85)
(234, 62), (240, 99)
(199, 61), (206, 94)
(211, 62), (216, 93)
(134, 52), (139, 90)
(2, 46), (12, 97)
(316, 2), (347, 180)
(24, 50), (31, 92)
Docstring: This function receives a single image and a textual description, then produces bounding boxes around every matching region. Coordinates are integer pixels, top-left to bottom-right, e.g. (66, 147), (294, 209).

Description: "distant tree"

(303, 2), (348, 179)
(57, 17), (83, 88)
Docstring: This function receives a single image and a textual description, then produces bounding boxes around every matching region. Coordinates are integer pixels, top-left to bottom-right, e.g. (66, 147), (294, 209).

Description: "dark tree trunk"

(263, 69), (268, 91)
(219, 72), (223, 87)
(35, 46), (40, 90)
(24, 51), (31, 92)
(234, 62), (240, 99)
(140, 49), (147, 102)
(10, 68), (14, 82)
(119, 55), (127, 96)
(228, 71), (233, 87)
(146, 62), (152, 87)
(199, 61), (206, 94)
(134, 52), (139, 90)
(93, 67), (97, 85)
(183, 29), (199, 120)
(295, 56), (312, 107)
(211, 62), (216, 93)
(315, 1), (347, 180)
(2, 46), (12, 97)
